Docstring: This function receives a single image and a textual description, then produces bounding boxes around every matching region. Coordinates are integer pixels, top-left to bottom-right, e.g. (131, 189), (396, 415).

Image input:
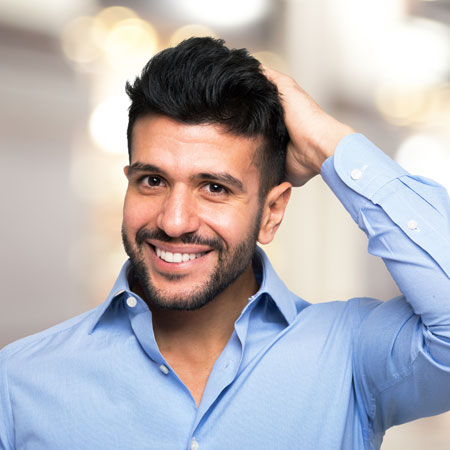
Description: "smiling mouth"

(152, 245), (210, 263)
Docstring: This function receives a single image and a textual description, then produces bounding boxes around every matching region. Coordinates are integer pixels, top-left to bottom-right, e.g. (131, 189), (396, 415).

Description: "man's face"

(122, 115), (264, 310)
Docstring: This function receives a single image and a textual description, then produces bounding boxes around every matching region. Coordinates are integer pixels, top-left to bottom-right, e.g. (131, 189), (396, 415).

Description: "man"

(1, 37), (450, 450)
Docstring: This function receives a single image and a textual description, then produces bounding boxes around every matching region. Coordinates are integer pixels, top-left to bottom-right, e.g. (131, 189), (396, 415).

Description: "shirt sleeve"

(0, 350), (14, 450)
(321, 133), (450, 433)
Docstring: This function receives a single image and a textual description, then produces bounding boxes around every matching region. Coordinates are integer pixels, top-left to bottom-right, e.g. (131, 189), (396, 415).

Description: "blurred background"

(1, 0), (449, 447)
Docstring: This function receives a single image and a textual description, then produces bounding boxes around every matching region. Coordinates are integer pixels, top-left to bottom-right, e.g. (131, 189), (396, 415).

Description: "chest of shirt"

(9, 309), (366, 450)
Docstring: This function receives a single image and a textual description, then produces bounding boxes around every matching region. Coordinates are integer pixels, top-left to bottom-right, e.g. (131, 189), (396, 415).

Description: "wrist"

(307, 119), (354, 172)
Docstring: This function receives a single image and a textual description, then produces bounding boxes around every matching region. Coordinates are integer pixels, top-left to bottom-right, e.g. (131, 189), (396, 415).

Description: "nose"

(156, 184), (200, 237)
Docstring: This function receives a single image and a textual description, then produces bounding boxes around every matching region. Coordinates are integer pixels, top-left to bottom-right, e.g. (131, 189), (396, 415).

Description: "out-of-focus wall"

(0, 23), (92, 343)
(1, 0), (449, 447)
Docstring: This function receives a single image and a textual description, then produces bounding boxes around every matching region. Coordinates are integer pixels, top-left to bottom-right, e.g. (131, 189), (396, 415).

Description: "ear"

(123, 165), (130, 178)
(258, 182), (292, 245)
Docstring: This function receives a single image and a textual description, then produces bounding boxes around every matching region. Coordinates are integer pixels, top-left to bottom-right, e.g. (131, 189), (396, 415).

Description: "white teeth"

(154, 247), (206, 263)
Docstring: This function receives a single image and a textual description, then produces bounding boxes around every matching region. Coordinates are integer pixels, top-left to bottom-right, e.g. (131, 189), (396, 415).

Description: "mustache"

(135, 227), (225, 251)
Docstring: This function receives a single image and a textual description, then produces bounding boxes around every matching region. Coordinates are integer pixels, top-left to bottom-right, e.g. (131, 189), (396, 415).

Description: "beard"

(121, 213), (262, 311)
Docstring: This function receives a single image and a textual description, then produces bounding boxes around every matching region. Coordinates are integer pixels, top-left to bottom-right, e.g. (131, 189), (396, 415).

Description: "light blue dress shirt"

(2, 134), (450, 450)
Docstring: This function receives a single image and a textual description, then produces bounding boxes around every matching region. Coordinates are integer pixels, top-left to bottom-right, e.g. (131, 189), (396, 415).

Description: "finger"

(260, 64), (283, 81)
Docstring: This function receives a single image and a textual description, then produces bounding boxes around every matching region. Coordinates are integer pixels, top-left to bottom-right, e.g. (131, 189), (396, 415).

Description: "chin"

(144, 287), (217, 311)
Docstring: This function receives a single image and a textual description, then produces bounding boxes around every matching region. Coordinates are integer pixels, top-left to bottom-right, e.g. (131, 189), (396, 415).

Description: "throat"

(157, 332), (229, 407)
(165, 350), (220, 407)
(148, 262), (260, 405)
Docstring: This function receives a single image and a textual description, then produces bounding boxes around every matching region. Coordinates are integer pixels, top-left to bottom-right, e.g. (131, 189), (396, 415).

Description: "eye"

(141, 175), (165, 187)
(204, 183), (229, 195)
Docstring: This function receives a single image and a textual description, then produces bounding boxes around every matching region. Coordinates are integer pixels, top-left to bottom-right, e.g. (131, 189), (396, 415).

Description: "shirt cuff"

(320, 133), (450, 279)
(321, 133), (408, 199)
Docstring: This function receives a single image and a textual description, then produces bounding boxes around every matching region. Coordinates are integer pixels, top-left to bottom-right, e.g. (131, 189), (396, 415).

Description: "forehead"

(131, 115), (262, 176)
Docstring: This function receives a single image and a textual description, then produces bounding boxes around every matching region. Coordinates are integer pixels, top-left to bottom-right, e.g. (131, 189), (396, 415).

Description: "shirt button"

(126, 296), (137, 308)
(159, 364), (169, 375)
(351, 168), (362, 180)
(190, 438), (199, 450)
(407, 219), (419, 230)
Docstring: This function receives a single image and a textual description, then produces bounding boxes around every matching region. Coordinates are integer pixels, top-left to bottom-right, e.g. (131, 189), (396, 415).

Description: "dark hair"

(125, 37), (289, 197)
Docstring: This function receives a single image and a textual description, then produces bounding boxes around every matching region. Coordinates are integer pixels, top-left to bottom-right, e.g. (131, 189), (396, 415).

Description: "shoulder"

(298, 296), (383, 323)
(0, 303), (105, 369)
(316, 296), (413, 329)
(280, 297), (384, 347)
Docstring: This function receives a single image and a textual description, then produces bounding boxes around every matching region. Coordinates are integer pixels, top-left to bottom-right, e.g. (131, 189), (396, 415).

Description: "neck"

(131, 262), (259, 407)
(149, 263), (258, 357)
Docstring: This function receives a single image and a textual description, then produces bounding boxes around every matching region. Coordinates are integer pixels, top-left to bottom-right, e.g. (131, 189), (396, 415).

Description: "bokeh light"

(169, 24), (217, 47)
(104, 18), (159, 74)
(61, 16), (103, 64)
(176, 0), (271, 27)
(396, 134), (450, 192)
(375, 82), (450, 126)
(89, 96), (129, 154)
(420, 83), (450, 128)
(60, 7), (158, 76)
(374, 84), (430, 125)
(95, 5), (138, 28)
(379, 19), (450, 87)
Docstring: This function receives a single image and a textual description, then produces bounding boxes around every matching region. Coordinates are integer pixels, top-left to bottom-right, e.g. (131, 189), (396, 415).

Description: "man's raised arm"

(267, 67), (450, 434)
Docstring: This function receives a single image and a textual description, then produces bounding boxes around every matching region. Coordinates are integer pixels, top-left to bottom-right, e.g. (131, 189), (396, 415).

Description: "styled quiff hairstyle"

(126, 37), (289, 197)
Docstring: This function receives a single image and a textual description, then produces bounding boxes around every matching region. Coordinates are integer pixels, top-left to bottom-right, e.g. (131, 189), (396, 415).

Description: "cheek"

(123, 194), (157, 232)
(201, 203), (259, 241)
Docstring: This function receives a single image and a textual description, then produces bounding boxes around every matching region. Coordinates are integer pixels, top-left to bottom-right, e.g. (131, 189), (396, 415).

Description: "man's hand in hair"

(263, 66), (354, 187)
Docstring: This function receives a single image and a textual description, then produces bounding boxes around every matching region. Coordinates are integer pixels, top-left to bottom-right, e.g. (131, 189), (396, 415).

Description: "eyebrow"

(192, 173), (245, 192)
(127, 162), (165, 178)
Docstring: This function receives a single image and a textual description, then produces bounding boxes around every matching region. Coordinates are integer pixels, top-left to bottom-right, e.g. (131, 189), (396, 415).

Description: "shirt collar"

(88, 246), (304, 334)
(252, 247), (303, 325)
(88, 261), (133, 334)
